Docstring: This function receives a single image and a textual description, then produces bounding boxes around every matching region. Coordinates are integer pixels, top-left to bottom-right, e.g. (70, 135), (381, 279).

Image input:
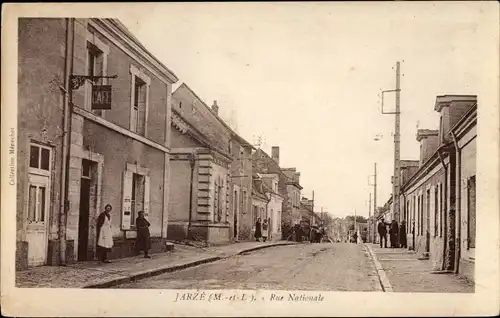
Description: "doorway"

(425, 189), (431, 254)
(233, 190), (238, 240)
(78, 159), (94, 261)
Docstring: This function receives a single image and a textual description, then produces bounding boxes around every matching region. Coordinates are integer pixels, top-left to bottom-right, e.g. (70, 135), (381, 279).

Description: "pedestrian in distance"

(389, 219), (399, 248)
(262, 219), (269, 242)
(399, 220), (408, 248)
(254, 218), (262, 242)
(135, 211), (152, 258)
(96, 204), (114, 263)
(377, 218), (388, 248)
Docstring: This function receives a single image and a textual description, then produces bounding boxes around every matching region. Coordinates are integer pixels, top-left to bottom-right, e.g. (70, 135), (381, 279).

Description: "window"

(434, 186), (439, 237)
(131, 173), (145, 226)
(253, 205), (258, 224)
(122, 165), (150, 230)
(28, 184), (46, 222)
(129, 65), (150, 136)
(467, 176), (476, 249)
(29, 144), (51, 171)
(86, 42), (105, 117)
(132, 76), (147, 135)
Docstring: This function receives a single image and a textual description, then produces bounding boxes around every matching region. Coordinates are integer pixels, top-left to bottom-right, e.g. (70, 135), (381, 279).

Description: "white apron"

(97, 215), (114, 249)
(262, 224), (269, 238)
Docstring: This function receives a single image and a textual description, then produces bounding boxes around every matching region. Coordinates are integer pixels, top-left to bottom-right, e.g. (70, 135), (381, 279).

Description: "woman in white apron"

(96, 204), (114, 263)
(261, 219), (269, 242)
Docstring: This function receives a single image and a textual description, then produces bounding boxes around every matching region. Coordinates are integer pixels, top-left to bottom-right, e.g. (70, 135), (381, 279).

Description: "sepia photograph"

(1, 2), (499, 317)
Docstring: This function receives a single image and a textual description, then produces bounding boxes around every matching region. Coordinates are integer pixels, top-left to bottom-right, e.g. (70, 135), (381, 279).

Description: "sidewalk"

(16, 241), (294, 289)
(365, 244), (474, 293)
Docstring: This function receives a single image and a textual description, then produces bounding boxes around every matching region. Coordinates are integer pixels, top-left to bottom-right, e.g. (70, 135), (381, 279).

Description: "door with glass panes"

(26, 144), (51, 266)
(26, 173), (50, 266)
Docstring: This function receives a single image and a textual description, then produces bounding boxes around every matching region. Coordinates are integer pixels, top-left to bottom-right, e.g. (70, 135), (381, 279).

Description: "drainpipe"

(450, 131), (461, 274)
(187, 153), (196, 235)
(438, 148), (448, 271)
(58, 18), (74, 266)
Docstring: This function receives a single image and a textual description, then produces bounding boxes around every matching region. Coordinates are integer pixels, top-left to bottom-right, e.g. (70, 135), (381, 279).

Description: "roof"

(434, 95), (477, 112)
(105, 19), (179, 83)
(177, 83), (255, 150)
(171, 108), (233, 161)
(449, 103), (478, 137)
(252, 179), (268, 201)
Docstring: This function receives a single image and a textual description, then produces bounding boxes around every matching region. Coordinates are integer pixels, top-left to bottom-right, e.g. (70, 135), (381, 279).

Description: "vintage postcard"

(1, 2), (499, 317)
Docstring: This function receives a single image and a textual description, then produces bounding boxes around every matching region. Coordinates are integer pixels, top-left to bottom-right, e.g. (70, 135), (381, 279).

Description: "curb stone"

(84, 242), (295, 289)
(364, 244), (393, 292)
(362, 245), (383, 292)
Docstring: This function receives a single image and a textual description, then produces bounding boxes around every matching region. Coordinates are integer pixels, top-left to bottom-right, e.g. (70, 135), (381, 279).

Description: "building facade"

(259, 173), (284, 241)
(168, 84), (233, 245)
(392, 95), (477, 281)
(282, 167), (303, 226)
(252, 146), (301, 239)
(251, 178), (269, 239)
(18, 18), (67, 269)
(17, 18), (179, 269)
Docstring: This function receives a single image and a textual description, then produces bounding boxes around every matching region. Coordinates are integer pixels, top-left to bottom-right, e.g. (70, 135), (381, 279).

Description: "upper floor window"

(129, 65), (151, 136)
(85, 31), (109, 117)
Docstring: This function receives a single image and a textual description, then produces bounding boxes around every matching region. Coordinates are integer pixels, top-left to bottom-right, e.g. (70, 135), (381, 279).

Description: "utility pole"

(368, 162), (378, 243)
(380, 61), (401, 223)
(368, 193), (372, 243)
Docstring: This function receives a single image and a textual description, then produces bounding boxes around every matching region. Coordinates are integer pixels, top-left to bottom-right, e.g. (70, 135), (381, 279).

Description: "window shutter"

(143, 175), (150, 218)
(122, 171), (134, 230)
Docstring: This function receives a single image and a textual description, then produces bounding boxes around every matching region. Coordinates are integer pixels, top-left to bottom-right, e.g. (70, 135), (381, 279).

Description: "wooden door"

(26, 174), (50, 266)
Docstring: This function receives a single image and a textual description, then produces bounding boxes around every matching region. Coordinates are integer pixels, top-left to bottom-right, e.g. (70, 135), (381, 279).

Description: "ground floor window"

(122, 165), (150, 230)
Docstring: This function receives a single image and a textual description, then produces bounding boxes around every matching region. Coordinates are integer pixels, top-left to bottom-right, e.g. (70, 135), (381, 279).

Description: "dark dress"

(399, 221), (407, 248)
(135, 217), (151, 252)
(254, 221), (262, 240)
(389, 221), (399, 248)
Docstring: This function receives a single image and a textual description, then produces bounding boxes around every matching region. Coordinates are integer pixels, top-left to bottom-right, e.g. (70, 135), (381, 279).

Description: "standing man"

(377, 218), (388, 248)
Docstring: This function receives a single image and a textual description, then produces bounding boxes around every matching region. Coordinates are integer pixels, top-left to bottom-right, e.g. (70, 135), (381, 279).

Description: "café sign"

(92, 85), (112, 110)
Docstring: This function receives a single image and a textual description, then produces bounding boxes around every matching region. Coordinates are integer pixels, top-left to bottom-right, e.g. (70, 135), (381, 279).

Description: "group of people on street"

(289, 223), (325, 243)
(254, 218), (270, 242)
(96, 204), (152, 263)
(377, 217), (407, 248)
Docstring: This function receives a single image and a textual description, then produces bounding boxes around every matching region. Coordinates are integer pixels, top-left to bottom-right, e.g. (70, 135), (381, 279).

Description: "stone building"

(18, 18), (68, 269)
(258, 173), (284, 241)
(451, 102), (477, 281)
(17, 18), (179, 269)
(169, 84), (233, 244)
(282, 167), (303, 226)
(396, 95), (477, 280)
(212, 101), (255, 242)
(252, 146), (302, 239)
(251, 177), (269, 239)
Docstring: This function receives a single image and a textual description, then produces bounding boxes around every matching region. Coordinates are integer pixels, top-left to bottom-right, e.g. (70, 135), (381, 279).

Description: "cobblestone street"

(116, 243), (381, 291)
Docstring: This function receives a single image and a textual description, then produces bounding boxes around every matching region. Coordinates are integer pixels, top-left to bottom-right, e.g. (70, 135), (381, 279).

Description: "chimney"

(271, 146), (280, 165)
(416, 129), (439, 166)
(211, 100), (219, 115)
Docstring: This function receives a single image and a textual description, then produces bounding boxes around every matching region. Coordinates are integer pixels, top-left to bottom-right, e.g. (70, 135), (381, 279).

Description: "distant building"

(258, 173), (284, 241)
(252, 146), (303, 239)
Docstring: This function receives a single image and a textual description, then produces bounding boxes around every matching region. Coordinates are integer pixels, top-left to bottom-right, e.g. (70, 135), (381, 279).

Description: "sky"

(120, 2), (495, 218)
